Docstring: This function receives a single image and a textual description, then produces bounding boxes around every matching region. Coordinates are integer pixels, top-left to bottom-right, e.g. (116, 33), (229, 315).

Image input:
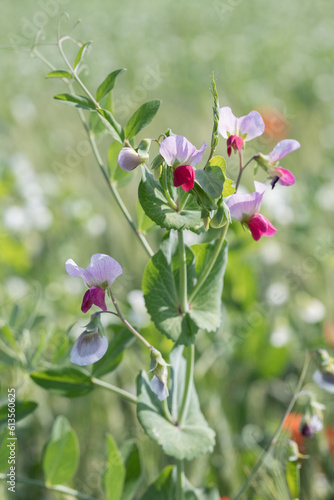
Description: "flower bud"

(149, 348), (170, 401)
(118, 143), (150, 171)
(313, 349), (334, 393)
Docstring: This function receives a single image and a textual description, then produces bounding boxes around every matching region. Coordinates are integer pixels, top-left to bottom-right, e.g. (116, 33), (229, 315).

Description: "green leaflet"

(125, 100), (161, 140)
(104, 434), (126, 500)
(208, 156), (235, 197)
(96, 68), (126, 102)
(43, 416), (79, 485)
(30, 367), (94, 397)
(0, 401), (37, 426)
(54, 93), (96, 110)
(142, 232), (228, 344)
(138, 169), (203, 233)
(137, 347), (215, 461)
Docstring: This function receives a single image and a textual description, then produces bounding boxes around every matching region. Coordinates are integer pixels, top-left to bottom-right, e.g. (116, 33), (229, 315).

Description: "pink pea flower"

(225, 181), (276, 241)
(255, 139), (300, 188)
(159, 135), (206, 191)
(65, 253), (122, 313)
(267, 139), (300, 188)
(218, 107), (265, 157)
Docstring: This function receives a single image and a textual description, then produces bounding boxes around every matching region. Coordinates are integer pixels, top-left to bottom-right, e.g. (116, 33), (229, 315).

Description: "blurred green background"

(0, 0), (334, 498)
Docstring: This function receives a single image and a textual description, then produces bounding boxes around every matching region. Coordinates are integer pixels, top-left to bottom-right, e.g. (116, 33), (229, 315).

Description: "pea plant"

(2, 20), (334, 500)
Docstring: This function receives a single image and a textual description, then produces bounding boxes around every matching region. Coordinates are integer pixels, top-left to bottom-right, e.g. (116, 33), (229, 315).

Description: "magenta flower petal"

(276, 167), (295, 186)
(173, 164), (195, 191)
(225, 181), (266, 221)
(81, 289), (93, 313)
(159, 135), (206, 167)
(89, 286), (107, 311)
(269, 139), (300, 163)
(238, 110), (265, 141)
(227, 135), (244, 156)
(247, 213), (276, 241)
(218, 107), (238, 138)
(118, 147), (146, 171)
(66, 254), (123, 289)
(149, 375), (169, 401)
(71, 330), (108, 366)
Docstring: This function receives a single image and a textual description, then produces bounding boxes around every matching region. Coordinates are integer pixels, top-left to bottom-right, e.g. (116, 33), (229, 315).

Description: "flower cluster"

(116, 105), (300, 241)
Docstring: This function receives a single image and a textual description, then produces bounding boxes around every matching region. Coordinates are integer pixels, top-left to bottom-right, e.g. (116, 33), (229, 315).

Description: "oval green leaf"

(46, 70), (72, 79)
(54, 93), (96, 110)
(30, 367), (94, 397)
(96, 69), (126, 102)
(104, 434), (125, 500)
(0, 401), (38, 426)
(43, 415), (79, 485)
(125, 100), (161, 140)
(73, 41), (91, 70)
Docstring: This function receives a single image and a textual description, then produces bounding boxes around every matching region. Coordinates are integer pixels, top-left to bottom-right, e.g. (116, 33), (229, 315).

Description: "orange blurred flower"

(259, 107), (289, 142)
(283, 412), (305, 451)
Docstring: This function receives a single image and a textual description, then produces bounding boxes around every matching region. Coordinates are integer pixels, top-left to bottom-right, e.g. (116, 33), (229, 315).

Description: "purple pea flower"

(255, 139), (300, 188)
(300, 414), (323, 437)
(218, 107), (265, 157)
(159, 135), (206, 191)
(71, 313), (108, 366)
(118, 147), (148, 171)
(71, 328), (108, 366)
(225, 181), (276, 241)
(118, 139), (151, 171)
(65, 253), (122, 313)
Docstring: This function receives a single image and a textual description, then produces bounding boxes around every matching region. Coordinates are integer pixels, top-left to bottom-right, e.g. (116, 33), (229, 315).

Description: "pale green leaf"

(96, 69), (126, 102)
(30, 367), (94, 398)
(104, 434), (125, 500)
(54, 93), (95, 110)
(73, 41), (91, 70)
(125, 100), (161, 140)
(43, 416), (79, 485)
(46, 70), (72, 79)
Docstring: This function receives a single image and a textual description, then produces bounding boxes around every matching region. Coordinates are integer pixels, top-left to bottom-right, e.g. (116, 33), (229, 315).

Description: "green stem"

(0, 473), (96, 500)
(176, 460), (184, 500)
(108, 288), (152, 350)
(91, 377), (137, 404)
(177, 193), (190, 213)
(233, 352), (312, 500)
(235, 150), (244, 191)
(178, 231), (188, 314)
(58, 36), (100, 108)
(162, 165), (178, 210)
(162, 398), (175, 424)
(89, 135), (154, 258)
(178, 344), (195, 426)
(188, 222), (229, 304)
